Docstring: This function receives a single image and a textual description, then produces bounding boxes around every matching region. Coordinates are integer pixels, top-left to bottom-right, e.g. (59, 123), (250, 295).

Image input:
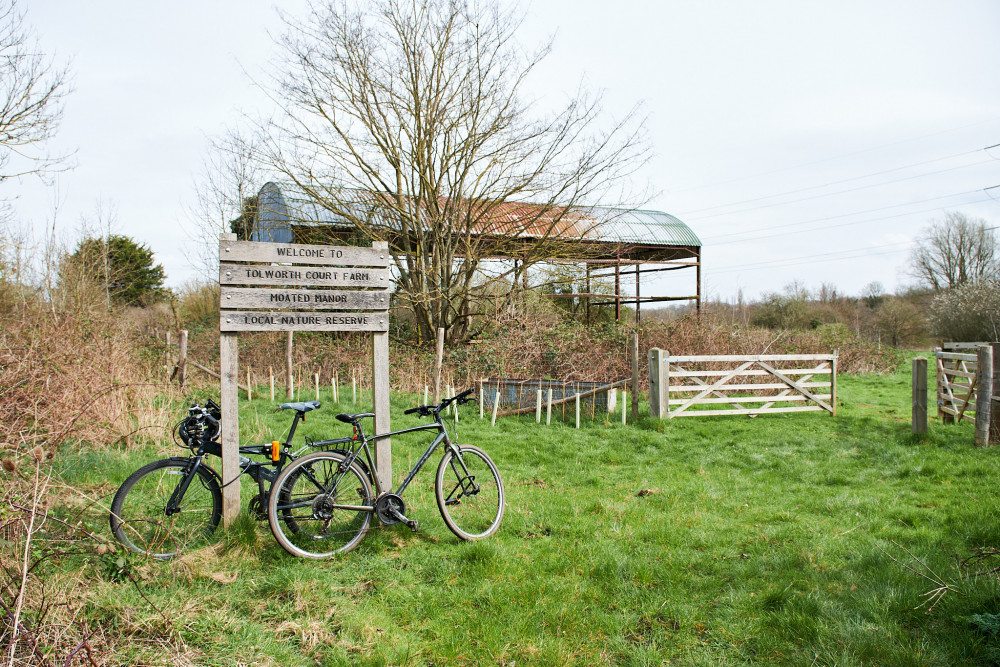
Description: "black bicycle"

(109, 399), (360, 559)
(266, 388), (505, 558)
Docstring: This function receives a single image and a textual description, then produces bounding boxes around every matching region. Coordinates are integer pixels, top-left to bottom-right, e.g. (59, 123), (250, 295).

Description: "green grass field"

(58, 359), (1000, 665)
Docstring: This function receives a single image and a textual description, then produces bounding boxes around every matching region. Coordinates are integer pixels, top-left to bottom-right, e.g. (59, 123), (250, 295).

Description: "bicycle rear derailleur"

(374, 493), (418, 532)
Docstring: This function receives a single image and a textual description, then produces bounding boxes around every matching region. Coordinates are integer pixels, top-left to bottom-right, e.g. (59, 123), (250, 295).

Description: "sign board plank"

(221, 287), (389, 311)
(220, 263), (389, 288)
(221, 310), (389, 332)
(220, 240), (390, 267)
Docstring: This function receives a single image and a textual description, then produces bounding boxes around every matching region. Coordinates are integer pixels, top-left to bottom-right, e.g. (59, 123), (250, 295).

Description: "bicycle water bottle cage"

(335, 412), (374, 424)
(279, 401), (321, 413)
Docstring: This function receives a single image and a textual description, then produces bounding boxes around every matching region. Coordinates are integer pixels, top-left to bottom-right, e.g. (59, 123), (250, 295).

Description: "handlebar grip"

(457, 388), (474, 400)
(404, 406), (420, 415)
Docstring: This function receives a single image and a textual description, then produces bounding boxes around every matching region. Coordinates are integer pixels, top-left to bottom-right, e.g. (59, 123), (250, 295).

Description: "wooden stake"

(434, 328), (444, 403)
(177, 329), (188, 387)
(491, 383), (500, 426)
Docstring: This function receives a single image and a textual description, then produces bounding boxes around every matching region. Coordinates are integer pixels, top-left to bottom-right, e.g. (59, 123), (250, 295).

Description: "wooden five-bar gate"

(648, 352), (838, 419)
(935, 344), (982, 425)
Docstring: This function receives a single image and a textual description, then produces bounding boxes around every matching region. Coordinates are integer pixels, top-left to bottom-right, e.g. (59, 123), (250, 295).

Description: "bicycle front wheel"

(109, 458), (222, 559)
(267, 451), (373, 558)
(435, 445), (505, 540)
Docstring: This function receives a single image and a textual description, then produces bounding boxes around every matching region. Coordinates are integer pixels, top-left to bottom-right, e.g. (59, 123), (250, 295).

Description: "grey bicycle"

(266, 388), (505, 558)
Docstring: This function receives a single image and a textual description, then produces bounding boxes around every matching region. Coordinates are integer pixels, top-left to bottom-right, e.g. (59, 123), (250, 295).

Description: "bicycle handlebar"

(405, 388), (476, 418)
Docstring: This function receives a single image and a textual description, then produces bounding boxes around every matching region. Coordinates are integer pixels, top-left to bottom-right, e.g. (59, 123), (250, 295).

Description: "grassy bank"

(25, 360), (1000, 664)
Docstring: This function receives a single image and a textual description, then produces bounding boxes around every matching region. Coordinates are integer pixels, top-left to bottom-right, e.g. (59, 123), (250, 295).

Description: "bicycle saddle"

(279, 400), (321, 412)
(335, 412), (374, 423)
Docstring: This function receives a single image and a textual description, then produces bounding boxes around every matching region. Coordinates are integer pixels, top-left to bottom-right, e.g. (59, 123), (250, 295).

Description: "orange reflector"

(270, 441), (280, 461)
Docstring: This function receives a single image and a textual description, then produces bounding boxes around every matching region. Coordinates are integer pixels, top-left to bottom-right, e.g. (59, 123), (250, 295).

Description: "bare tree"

(909, 212), (999, 291)
(261, 0), (647, 343)
(0, 0), (69, 183)
(186, 128), (265, 281)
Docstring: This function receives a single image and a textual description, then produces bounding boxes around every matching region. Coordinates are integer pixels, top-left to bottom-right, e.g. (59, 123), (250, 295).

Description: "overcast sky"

(13, 0), (1000, 303)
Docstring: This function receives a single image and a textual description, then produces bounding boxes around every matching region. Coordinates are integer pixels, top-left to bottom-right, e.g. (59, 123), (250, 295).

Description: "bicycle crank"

(374, 493), (418, 532)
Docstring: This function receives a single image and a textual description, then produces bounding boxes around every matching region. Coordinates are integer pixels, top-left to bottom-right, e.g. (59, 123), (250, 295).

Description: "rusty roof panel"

(256, 183), (700, 248)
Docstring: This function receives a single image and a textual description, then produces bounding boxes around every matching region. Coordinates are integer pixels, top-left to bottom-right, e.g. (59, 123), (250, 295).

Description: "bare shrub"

(928, 280), (1000, 342)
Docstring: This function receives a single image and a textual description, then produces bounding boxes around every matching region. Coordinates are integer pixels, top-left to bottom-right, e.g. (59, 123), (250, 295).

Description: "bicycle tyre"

(267, 451), (373, 558)
(435, 445), (505, 540)
(109, 458), (222, 559)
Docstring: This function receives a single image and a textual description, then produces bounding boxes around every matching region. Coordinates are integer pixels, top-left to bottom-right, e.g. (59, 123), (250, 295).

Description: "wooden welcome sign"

(217, 234), (392, 522)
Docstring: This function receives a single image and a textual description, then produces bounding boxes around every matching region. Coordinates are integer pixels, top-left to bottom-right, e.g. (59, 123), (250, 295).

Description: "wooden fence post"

(285, 331), (294, 400)
(177, 329), (188, 388)
(219, 233), (240, 525)
(975, 345), (994, 447)
(434, 328), (445, 403)
(648, 348), (666, 418)
(992, 343), (1000, 445)
(546, 387), (553, 425)
(631, 331), (639, 421)
(912, 357), (927, 435)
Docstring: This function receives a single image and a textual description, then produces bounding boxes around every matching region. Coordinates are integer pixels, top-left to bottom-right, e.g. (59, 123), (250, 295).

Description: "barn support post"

(635, 262), (641, 323)
(614, 253), (621, 322)
(696, 248), (702, 317)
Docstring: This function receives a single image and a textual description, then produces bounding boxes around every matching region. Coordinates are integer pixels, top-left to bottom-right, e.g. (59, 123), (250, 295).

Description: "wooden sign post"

(218, 234), (391, 524)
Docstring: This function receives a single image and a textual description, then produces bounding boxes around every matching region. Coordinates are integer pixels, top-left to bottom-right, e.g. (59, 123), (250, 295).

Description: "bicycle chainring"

(374, 493), (406, 526)
(248, 494), (269, 520)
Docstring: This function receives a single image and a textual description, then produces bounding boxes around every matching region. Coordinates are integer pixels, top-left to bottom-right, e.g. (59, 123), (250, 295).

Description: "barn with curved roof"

(250, 181), (701, 320)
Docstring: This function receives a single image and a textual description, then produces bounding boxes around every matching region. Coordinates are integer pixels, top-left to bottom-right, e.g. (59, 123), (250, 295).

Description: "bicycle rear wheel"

(109, 458), (222, 559)
(267, 451), (373, 558)
(435, 445), (504, 540)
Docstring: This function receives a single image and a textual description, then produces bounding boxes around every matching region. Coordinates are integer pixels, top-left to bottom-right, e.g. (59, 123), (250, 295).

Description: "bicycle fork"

(164, 457), (204, 516)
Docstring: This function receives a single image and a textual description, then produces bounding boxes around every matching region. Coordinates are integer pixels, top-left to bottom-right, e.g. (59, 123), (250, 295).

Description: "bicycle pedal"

(405, 519), (419, 532)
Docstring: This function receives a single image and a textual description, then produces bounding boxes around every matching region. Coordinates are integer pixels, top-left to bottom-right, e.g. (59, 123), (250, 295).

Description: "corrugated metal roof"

(254, 182), (700, 248)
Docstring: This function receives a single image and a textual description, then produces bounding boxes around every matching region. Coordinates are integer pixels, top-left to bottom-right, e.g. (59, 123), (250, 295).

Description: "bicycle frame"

(312, 416), (457, 500)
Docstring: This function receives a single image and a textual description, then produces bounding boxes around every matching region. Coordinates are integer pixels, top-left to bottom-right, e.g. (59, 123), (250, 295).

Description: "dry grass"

(1, 291), (182, 666)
